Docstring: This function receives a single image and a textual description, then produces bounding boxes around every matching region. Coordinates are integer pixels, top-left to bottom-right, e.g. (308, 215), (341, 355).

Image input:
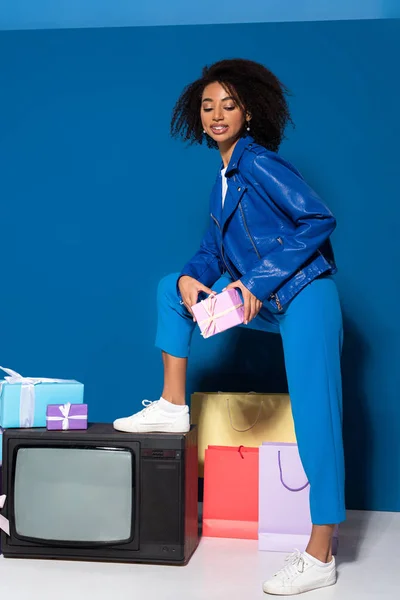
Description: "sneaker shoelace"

(274, 550), (305, 581)
(139, 399), (158, 417)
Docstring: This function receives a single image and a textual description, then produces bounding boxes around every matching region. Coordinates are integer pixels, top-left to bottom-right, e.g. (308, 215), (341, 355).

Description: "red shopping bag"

(203, 445), (259, 539)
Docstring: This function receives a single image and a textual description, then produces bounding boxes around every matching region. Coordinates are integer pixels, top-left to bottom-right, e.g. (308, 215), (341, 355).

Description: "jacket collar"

(211, 135), (254, 231)
(211, 135), (254, 229)
(224, 135), (254, 176)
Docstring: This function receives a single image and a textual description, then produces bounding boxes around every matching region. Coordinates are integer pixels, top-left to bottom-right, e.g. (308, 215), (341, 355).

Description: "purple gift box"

(46, 402), (88, 430)
(191, 289), (244, 339)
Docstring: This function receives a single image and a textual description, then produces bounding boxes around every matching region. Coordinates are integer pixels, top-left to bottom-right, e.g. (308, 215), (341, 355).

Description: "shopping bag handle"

(278, 450), (309, 492)
(226, 395), (263, 432)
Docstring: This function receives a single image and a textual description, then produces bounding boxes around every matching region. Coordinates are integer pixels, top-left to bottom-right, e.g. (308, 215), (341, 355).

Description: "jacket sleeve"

(179, 218), (224, 288)
(240, 153), (336, 302)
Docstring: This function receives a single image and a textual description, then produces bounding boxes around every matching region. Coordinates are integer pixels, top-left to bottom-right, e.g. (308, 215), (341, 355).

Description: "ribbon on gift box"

(199, 294), (243, 338)
(0, 366), (76, 428)
(46, 402), (86, 430)
(0, 494), (10, 536)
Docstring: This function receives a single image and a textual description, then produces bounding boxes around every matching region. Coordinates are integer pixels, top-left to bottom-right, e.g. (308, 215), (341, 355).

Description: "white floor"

(0, 510), (399, 599)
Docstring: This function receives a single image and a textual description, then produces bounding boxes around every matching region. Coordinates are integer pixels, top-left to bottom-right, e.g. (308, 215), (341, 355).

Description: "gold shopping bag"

(190, 392), (296, 476)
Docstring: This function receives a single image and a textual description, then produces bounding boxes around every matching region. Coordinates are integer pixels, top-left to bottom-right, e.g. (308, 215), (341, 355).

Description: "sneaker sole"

(113, 422), (190, 434)
(263, 576), (337, 595)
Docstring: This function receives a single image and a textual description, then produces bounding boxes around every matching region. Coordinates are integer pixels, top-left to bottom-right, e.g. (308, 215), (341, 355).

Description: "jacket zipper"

(270, 292), (282, 311)
(212, 212), (282, 311)
(239, 204), (283, 310)
(239, 203), (261, 259)
(271, 237), (283, 310)
(210, 214), (236, 280)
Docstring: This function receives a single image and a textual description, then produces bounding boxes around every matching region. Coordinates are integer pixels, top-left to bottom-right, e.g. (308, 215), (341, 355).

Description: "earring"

(246, 121), (251, 132)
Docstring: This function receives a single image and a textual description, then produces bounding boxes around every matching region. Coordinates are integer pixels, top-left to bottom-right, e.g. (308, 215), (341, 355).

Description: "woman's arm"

(240, 152), (336, 302)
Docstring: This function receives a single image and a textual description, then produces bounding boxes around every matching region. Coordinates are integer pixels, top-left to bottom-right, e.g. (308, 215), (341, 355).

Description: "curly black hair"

(171, 58), (294, 153)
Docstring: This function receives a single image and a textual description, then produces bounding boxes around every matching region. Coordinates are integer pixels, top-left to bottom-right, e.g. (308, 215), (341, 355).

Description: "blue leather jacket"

(180, 135), (337, 311)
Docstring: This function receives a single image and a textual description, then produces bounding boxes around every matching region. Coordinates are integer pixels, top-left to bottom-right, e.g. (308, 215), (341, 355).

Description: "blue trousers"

(156, 272), (345, 525)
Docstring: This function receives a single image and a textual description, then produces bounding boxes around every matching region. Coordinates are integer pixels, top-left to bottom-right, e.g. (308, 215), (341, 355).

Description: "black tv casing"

(0, 423), (199, 565)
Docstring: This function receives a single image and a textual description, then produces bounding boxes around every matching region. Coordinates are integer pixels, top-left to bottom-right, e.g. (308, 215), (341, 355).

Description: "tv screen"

(14, 447), (133, 543)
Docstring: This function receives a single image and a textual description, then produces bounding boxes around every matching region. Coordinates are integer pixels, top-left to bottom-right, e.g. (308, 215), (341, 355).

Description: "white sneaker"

(262, 550), (337, 595)
(113, 400), (190, 433)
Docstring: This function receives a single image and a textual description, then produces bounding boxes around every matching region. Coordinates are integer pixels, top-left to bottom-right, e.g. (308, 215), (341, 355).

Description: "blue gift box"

(0, 367), (84, 428)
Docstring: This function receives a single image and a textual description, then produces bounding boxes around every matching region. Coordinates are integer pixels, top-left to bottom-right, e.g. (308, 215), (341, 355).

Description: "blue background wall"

(1, 0), (400, 29)
(1, 17), (399, 512)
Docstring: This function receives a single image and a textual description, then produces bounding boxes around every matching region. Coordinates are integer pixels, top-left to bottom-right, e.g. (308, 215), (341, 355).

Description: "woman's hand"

(225, 280), (262, 324)
(178, 276), (215, 321)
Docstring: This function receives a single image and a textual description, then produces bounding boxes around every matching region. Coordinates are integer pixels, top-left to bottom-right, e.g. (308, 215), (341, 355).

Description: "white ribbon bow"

(0, 366), (76, 428)
(0, 494), (10, 535)
(199, 294), (243, 339)
(46, 402), (86, 430)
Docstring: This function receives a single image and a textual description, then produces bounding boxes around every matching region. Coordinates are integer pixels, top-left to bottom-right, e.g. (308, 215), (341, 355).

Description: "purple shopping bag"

(258, 442), (338, 553)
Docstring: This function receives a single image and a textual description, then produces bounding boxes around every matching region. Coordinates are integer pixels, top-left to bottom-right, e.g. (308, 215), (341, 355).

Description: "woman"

(114, 59), (345, 595)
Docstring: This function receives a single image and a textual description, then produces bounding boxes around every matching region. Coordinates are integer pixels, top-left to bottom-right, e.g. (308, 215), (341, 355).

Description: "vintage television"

(0, 423), (198, 565)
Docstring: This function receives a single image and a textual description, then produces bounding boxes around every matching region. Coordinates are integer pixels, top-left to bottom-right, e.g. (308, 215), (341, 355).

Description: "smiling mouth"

(210, 125), (229, 135)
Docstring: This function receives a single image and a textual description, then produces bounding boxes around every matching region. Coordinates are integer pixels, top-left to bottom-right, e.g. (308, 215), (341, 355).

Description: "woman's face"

(201, 82), (247, 147)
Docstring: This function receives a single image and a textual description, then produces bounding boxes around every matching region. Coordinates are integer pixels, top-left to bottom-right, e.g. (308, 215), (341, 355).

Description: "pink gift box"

(191, 289), (244, 338)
